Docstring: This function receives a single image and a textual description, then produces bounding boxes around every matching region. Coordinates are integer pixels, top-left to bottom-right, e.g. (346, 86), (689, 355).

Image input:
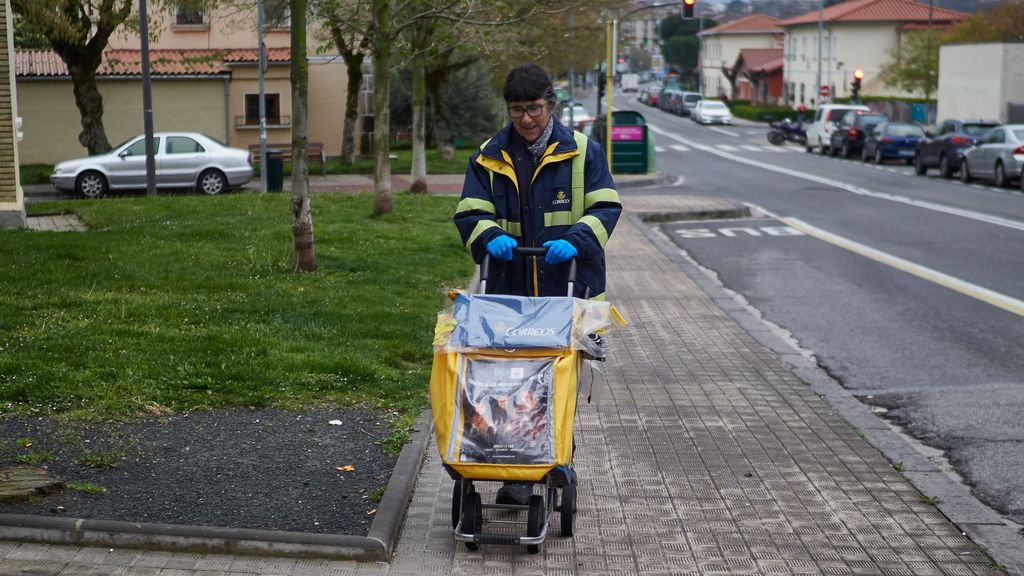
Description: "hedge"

(730, 104), (811, 122)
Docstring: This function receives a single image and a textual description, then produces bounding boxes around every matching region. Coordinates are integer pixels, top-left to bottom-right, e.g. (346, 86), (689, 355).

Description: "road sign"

(819, 85), (831, 98)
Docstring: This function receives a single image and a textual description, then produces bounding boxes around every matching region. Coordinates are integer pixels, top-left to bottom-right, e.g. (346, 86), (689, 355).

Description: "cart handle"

(480, 247), (577, 297)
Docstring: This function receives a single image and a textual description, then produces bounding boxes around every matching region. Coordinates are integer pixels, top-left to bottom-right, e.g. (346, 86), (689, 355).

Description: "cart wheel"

(462, 491), (482, 551)
(526, 494), (545, 554)
(560, 483), (577, 537)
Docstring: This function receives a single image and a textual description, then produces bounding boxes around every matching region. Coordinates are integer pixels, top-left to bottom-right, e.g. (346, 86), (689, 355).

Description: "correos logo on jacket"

(552, 190), (570, 206)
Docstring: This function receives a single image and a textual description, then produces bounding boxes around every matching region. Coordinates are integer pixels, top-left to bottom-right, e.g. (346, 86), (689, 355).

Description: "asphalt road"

(614, 91), (1024, 527)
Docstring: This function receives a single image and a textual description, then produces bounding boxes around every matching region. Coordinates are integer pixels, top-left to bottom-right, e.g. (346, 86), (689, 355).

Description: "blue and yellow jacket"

(453, 121), (621, 300)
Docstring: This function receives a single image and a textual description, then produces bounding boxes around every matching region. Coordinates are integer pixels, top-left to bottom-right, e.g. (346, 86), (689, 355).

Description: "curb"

(627, 210), (1024, 575)
(0, 410), (434, 561)
(614, 172), (674, 190)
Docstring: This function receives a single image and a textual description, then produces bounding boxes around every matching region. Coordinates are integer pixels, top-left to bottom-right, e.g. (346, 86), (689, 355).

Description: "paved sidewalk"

(3, 192), (1020, 575)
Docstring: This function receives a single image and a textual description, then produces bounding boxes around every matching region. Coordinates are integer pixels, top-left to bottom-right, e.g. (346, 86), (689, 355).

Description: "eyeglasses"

(507, 103), (546, 119)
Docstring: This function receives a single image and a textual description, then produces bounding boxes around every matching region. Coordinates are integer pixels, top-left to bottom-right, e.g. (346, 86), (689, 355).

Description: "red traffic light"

(853, 68), (865, 80)
(683, 0), (695, 18)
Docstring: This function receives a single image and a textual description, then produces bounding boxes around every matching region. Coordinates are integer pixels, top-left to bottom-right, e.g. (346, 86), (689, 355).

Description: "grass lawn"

(0, 192), (474, 449)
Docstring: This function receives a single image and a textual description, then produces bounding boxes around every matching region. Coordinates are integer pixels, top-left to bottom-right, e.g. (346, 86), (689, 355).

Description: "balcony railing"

(235, 116), (291, 129)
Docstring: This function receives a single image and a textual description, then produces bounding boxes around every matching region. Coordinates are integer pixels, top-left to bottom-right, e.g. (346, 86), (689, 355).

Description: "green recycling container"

(593, 111), (649, 174)
(266, 149), (284, 192)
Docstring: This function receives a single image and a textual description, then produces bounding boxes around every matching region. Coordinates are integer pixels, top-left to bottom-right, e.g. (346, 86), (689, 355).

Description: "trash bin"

(593, 111), (649, 174)
(266, 149), (284, 192)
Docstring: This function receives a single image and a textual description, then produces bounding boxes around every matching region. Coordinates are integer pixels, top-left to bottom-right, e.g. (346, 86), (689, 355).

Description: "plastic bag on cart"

(433, 291), (625, 356)
(453, 356), (555, 465)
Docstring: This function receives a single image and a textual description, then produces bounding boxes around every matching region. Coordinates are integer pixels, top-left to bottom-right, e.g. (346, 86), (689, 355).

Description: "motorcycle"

(767, 117), (807, 146)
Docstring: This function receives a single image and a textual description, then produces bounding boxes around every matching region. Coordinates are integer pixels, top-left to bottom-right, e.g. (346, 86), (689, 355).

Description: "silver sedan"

(51, 132), (253, 198)
(959, 124), (1024, 188)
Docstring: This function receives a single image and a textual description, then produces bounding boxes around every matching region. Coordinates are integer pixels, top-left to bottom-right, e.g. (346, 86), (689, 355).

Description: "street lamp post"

(816, 0), (823, 105)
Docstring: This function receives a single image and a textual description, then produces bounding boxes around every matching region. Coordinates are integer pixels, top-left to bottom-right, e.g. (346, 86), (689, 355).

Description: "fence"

(864, 100), (937, 125)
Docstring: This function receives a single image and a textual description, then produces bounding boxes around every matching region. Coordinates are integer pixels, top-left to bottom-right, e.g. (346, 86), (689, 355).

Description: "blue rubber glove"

(486, 235), (517, 261)
(542, 239), (577, 264)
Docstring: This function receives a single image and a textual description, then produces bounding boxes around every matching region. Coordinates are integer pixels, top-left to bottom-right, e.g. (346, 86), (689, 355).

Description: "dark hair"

(503, 63), (555, 105)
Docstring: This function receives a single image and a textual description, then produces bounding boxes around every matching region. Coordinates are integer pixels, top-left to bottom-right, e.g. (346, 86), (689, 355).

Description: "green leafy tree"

(10, 0), (210, 155)
(943, 0), (1024, 43)
(326, 0), (585, 215)
(879, 29), (940, 99)
(10, 0), (136, 154)
(658, 13), (713, 81)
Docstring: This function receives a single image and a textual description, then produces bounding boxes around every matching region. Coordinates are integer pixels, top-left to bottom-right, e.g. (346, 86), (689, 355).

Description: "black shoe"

(495, 482), (531, 505)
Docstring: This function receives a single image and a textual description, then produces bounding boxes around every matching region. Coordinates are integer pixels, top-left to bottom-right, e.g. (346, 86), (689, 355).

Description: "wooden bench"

(248, 142), (327, 175)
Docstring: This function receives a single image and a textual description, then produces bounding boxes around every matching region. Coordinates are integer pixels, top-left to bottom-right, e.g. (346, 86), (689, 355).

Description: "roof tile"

(702, 14), (784, 35)
(779, 0), (966, 27)
(737, 48), (785, 73)
(15, 48), (291, 78)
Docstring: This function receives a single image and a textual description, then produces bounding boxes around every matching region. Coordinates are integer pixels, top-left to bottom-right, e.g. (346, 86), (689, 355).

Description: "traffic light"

(682, 0), (695, 20)
(851, 68), (864, 102)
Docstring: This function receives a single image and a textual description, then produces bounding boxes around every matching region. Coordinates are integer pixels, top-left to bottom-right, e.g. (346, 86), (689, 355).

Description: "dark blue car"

(863, 122), (926, 164)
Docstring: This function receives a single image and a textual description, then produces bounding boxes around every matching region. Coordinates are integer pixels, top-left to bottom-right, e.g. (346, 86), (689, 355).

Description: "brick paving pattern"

(0, 194), (1006, 575)
(24, 213), (86, 232)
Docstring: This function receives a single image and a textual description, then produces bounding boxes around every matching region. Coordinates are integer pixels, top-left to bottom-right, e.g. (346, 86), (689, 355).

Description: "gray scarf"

(527, 116), (555, 161)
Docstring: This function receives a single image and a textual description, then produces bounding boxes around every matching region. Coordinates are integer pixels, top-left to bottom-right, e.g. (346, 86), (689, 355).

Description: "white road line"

(654, 146), (666, 153)
(761, 145), (786, 152)
(740, 145), (762, 152)
(781, 218), (1024, 318)
(645, 122), (1024, 234)
(709, 127), (741, 137)
(717, 144), (740, 151)
(670, 144), (690, 152)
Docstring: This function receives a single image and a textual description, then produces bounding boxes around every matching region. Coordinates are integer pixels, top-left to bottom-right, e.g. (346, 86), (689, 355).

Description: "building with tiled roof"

(698, 14), (784, 99)
(730, 48), (785, 105)
(14, 5), (349, 165)
(778, 0), (965, 27)
(15, 48), (291, 78)
(778, 0), (966, 108)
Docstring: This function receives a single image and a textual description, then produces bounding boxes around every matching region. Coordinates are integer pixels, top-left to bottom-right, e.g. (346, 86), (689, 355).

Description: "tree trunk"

(371, 0), (393, 216)
(408, 17), (432, 194)
(341, 50), (363, 166)
(426, 54), (475, 163)
(425, 66), (455, 162)
(67, 61), (112, 155)
(410, 55), (428, 193)
(290, 0), (316, 273)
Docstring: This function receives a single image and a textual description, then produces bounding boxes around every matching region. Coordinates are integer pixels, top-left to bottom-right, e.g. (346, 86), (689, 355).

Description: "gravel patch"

(0, 407), (397, 535)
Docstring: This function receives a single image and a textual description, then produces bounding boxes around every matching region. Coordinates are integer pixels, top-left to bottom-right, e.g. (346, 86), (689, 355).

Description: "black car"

(914, 118), (1001, 178)
(830, 111), (889, 158)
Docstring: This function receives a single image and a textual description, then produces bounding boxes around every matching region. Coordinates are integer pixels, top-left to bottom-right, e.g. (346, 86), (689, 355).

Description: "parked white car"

(959, 124), (1024, 188)
(805, 104), (869, 154)
(51, 132), (253, 198)
(691, 100), (732, 125)
(559, 103), (594, 130)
